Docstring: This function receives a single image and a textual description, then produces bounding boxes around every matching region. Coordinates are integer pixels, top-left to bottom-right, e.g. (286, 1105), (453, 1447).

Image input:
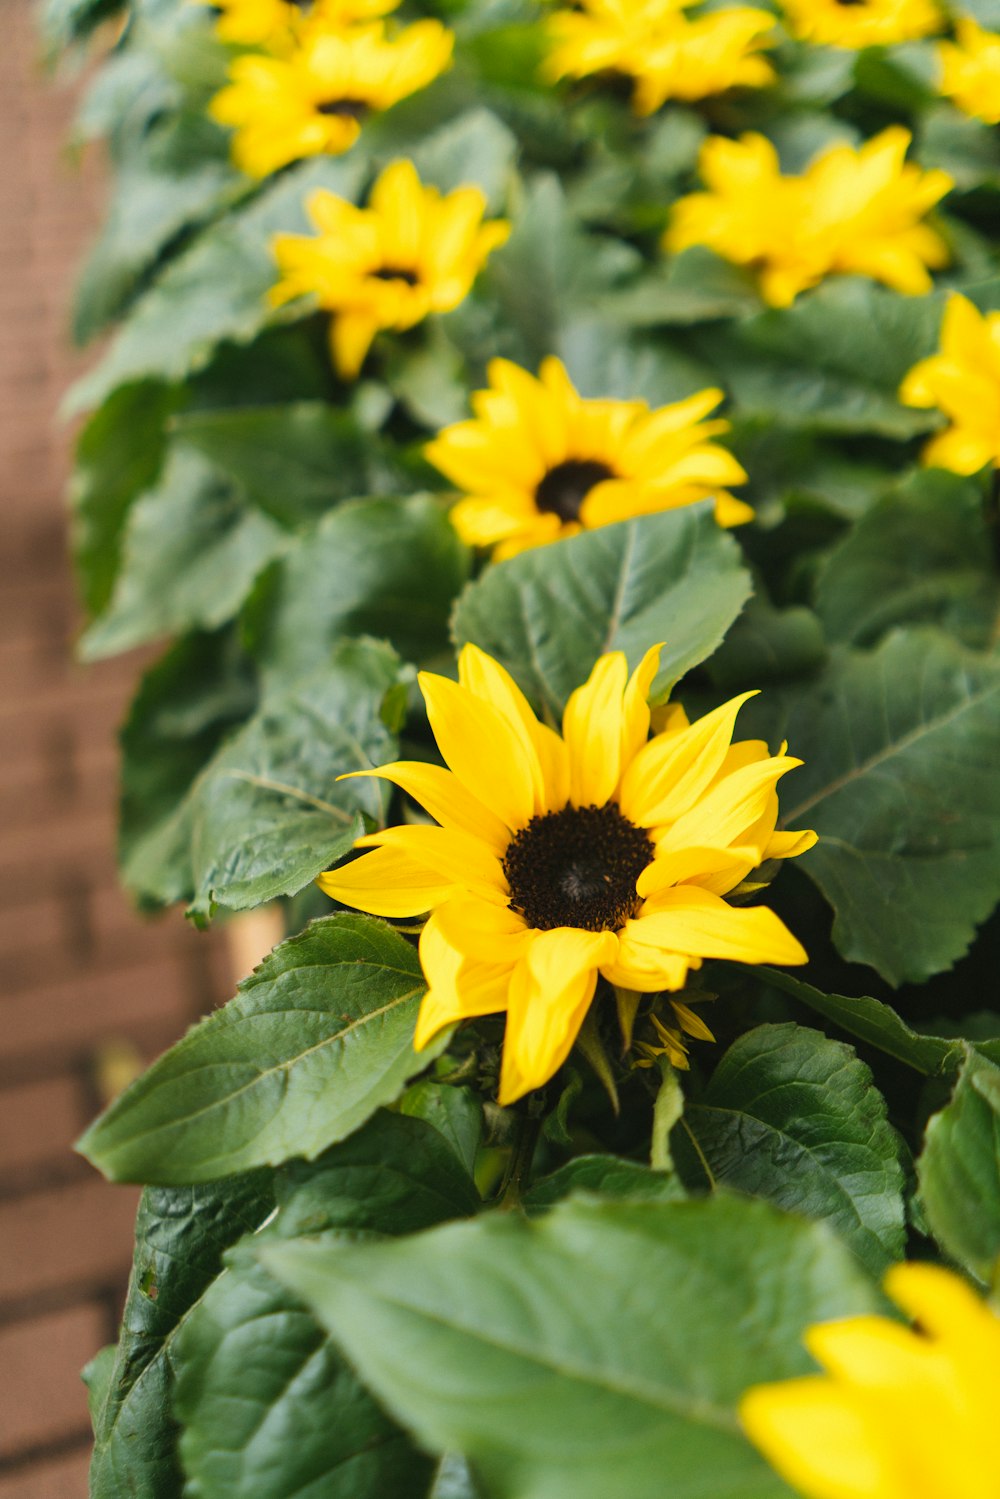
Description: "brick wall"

(0, 7), (229, 1492)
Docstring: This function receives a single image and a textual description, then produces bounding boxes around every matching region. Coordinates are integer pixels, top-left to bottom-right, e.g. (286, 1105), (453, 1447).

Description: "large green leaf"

(452, 504), (752, 718)
(742, 629), (1000, 984)
(71, 380), (183, 617)
(917, 1049), (1000, 1282)
(262, 1195), (880, 1499)
(173, 401), (416, 527)
(172, 1112), (479, 1499)
(245, 494), (470, 685)
(524, 1154), (685, 1209)
(80, 446), (287, 661)
(676, 1023), (906, 1274)
(185, 638), (403, 920)
(77, 914), (435, 1184)
(815, 468), (1000, 649)
(66, 156), (368, 414)
(89, 1173), (274, 1499)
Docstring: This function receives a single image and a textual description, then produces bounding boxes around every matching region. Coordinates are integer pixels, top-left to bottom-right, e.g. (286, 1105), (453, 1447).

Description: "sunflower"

(209, 21), (453, 178)
(779, 0), (941, 49)
(270, 159), (510, 378)
(740, 1263), (1000, 1499)
(665, 127), (952, 307)
(938, 17), (1000, 124)
(900, 292), (1000, 473)
(424, 357), (752, 559)
(545, 0), (775, 111)
(205, 0), (397, 49)
(317, 644), (815, 1105)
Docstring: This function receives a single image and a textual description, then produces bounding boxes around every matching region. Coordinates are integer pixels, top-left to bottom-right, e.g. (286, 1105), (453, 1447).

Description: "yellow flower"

(740, 1263), (1000, 1499)
(900, 292), (1000, 473)
(779, 0), (941, 49)
(317, 643), (815, 1105)
(270, 160), (509, 378)
(938, 18), (1000, 124)
(209, 21), (453, 179)
(425, 357), (752, 559)
(205, 0), (397, 49)
(665, 127), (952, 307)
(545, 0), (775, 112)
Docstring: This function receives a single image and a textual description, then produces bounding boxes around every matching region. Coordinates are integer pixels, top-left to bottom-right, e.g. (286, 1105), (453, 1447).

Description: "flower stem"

(497, 1102), (544, 1209)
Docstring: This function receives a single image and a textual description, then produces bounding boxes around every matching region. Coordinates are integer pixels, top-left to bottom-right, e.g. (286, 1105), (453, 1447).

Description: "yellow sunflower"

(779, 0), (941, 49)
(205, 0), (397, 49)
(317, 643), (815, 1105)
(209, 20), (453, 179)
(665, 127), (952, 307)
(545, 0), (775, 111)
(424, 357), (752, 559)
(740, 1263), (1000, 1499)
(270, 160), (509, 378)
(900, 292), (1000, 473)
(938, 17), (1000, 124)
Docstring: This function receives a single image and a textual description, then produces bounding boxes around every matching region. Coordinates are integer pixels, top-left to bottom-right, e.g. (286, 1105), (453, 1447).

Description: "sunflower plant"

(44, 0), (1000, 1494)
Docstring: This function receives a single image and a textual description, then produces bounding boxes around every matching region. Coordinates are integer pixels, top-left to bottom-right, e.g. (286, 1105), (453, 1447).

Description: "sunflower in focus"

(205, 0), (397, 49)
(209, 21), (453, 178)
(270, 160), (509, 377)
(938, 18), (1000, 124)
(425, 358), (751, 558)
(666, 127), (951, 307)
(779, 0), (940, 50)
(317, 643), (815, 1105)
(545, 0), (776, 111)
(740, 1263), (1000, 1499)
(900, 293), (1000, 473)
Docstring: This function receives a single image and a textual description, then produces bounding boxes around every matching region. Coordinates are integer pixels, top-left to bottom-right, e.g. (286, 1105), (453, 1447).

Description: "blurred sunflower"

(270, 160), (509, 377)
(900, 292), (1000, 472)
(741, 1263), (1000, 1499)
(938, 17), (1000, 124)
(205, 0), (397, 48)
(779, 0), (941, 49)
(318, 643), (815, 1105)
(425, 357), (751, 558)
(666, 127), (951, 306)
(209, 20), (453, 177)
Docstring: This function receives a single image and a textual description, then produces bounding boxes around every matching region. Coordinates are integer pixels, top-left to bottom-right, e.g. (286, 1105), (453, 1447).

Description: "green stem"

(497, 1108), (543, 1210)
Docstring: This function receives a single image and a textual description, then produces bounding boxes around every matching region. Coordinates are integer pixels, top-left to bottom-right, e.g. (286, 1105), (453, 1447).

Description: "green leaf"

(173, 401), (412, 527)
(743, 629), (1000, 984)
(676, 1023), (906, 1274)
(696, 279), (948, 437)
(706, 592), (827, 689)
(71, 380), (182, 617)
(80, 446), (287, 662)
(119, 626), (257, 910)
(757, 968), (970, 1076)
(524, 1154), (685, 1209)
(245, 495), (470, 686)
(601, 247), (761, 327)
(398, 1081), (484, 1178)
(407, 106), (517, 210)
(452, 504), (752, 719)
(66, 156), (368, 414)
(185, 638), (403, 920)
(262, 1195), (880, 1499)
(82, 1345), (117, 1429)
(816, 468), (1000, 650)
(918, 1049), (1000, 1282)
(77, 914), (435, 1184)
(89, 1173), (274, 1499)
(172, 1113), (479, 1499)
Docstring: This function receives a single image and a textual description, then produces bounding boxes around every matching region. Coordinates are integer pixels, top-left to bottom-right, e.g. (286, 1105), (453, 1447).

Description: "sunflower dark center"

(316, 98), (370, 119)
(289, 0), (314, 10)
(503, 801), (653, 933)
(371, 265), (420, 285)
(535, 459), (615, 523)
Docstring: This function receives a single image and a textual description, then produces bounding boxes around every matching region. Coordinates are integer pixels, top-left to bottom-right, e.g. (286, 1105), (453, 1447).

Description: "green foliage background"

(46, 0), (1000, 1492)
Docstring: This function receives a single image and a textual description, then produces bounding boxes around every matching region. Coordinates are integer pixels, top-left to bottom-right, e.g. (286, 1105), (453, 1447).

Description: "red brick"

(0, 1180), (140, 1304)
(0, 1449), (92, 1499)
(0, 1304), (105, 1457)
(0, 1077), (83, 1175)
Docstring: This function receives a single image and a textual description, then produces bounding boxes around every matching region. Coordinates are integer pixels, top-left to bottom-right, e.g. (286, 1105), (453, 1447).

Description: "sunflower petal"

(357, 823), (506, 897)
(414, 908), (514, 1049)
(739, 1379), (896, 1499)
(457, 643), (569, 810)
(626, 886), (808, 965)
(418, 669), (542, 830)
(340, 760), (509, 854)
(498, 928), (615, 1104)
(620, 690), (758, 826)
(316, 845), (456, 916)
(563, 652), (630, 807)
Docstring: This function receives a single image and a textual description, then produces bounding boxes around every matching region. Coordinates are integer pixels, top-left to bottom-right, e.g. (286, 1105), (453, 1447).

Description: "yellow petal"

(498, 928), (616, 1104)
(657, 752), (801, 853)
(357, 823), (506, 898)
(628, 886), (808, 965)
(316, 845), (456, 916)
(414, 907), (514, 1049)
(340, 760), (510, 855)
(330, 310), (380, 380)
(563, 652), (629, 807)
(430, 892), (533, 963)
(740, 1379), (901, 1499)
(457, 643), (569, 811)
(620, 691), (758, 826)
(418, 669), (542, 831)
(620, 644), (663, 772)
